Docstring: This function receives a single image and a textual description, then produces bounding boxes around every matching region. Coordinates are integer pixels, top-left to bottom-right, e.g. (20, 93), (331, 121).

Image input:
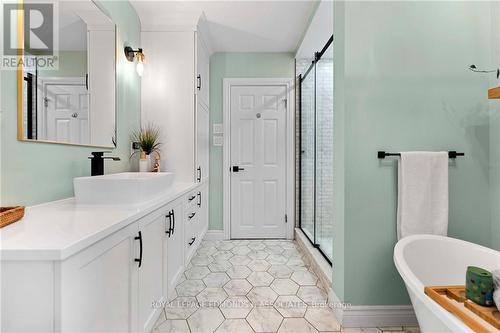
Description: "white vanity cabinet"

(1, 183), (208, 333)
(141, 17), (211, 184)
(164, 197), (185, 301)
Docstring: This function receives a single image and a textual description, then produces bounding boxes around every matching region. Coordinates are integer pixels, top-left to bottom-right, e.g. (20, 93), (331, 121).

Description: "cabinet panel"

(200, 183), (209, 233)
(2, 262), (54, 332)
(141, 31), (196, 182)
(138, 212), (166, 332)
(165, 201), (185, 301)
(60, 223), (138, 332)
(196, 32), (210, 108)
(196, 101), (210, 182)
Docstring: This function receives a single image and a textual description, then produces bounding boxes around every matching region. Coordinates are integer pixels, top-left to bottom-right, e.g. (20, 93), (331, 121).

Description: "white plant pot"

(139, 154), (151, 172)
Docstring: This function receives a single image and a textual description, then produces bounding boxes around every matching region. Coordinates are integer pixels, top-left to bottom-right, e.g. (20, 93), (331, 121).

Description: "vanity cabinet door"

(164, 200), (185, 301)
(196, 100), (210, 183)
(60, 222), (138, 333)
(137, 211), (167, 332)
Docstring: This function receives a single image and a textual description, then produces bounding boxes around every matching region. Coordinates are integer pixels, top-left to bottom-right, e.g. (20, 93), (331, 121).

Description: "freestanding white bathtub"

(394, 235), (500, 333)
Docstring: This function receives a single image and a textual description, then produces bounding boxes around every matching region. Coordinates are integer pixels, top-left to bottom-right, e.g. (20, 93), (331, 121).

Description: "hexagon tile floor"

(153, 239), (420, 333)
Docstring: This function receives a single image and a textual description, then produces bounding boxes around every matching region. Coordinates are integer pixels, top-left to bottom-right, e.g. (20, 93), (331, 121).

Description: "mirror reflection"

(20, 0), (116, 147)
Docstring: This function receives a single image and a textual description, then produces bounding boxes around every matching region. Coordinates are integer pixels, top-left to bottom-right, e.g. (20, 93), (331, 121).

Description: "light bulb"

(136, 51), (145, 77)
(136, 61), (144, 76)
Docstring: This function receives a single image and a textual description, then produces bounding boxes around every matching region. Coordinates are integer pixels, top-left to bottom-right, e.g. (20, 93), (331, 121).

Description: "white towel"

(397, 151), (449, 240)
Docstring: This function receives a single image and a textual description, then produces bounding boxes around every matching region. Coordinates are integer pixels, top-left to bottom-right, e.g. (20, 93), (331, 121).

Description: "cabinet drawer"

(185, 221), (200, 262)
(185, 190), (198, 205)
(185, 205), (200, 222)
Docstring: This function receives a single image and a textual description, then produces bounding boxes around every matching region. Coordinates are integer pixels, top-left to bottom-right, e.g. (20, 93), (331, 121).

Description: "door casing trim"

(222, 78), (295, 240)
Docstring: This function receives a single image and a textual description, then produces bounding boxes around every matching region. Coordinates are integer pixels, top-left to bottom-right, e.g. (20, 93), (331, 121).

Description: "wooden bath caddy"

(425, 285), (500, 333)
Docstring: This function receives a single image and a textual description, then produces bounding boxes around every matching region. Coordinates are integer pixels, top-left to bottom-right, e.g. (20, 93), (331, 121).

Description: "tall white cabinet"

(141, 19), (211, 184)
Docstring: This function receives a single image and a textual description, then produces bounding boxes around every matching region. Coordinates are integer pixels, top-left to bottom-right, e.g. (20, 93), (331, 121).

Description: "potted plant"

(131, 123), (162, 172)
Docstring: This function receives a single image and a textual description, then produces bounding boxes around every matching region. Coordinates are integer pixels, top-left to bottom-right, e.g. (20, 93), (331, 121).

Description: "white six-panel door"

(45, 83), (89, 144)
(230, 85), (287, 239)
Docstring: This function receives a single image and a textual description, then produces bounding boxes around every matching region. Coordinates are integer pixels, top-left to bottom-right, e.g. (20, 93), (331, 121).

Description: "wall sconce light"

(124, 46), (145, 77)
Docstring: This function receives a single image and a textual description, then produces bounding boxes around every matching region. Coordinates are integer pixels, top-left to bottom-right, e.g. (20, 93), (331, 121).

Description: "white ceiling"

(131, 1), (318, 53)
(295, 0), (332, 58)
(58, 1), (113, 51)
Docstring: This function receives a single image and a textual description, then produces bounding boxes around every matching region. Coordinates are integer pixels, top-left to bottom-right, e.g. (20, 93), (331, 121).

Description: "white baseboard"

(342, 305), (418, 328)
(327, 277), (417, 328)
(203, 230), (226, 240)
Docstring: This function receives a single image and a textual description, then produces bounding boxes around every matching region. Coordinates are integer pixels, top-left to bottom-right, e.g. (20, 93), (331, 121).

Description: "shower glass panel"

(315, 43), (333, 260)
(300, 66), (315, 242)
(299, 36), (333, 263)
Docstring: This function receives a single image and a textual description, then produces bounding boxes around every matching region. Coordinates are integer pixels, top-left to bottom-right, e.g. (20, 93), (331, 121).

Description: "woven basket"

(0, 206), (25, 228)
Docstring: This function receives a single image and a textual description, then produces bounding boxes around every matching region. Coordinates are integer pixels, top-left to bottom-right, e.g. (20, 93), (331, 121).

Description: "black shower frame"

(298, 35), (333, 266)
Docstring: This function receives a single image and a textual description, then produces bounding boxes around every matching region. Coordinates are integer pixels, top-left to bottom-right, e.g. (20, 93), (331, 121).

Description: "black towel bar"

(377, 151), (465, 159)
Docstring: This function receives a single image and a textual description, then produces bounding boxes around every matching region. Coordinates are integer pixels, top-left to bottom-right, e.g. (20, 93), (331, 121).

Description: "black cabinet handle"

(189, 237), (196, 246)
(171, 209), (175, 235)
(197, 191), (201, 207)
(134, 231), (143, 268)
(165, 211), (172, 237)
(197, 167), (201, 182)
(188, 212), (196, 220)
(188, 195), (196, 202)
(197, 74), (201, 91)
(85, 73), (88, 90)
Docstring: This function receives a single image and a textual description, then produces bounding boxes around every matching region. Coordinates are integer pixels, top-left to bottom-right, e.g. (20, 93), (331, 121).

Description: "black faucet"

(89, 151), (121, 176)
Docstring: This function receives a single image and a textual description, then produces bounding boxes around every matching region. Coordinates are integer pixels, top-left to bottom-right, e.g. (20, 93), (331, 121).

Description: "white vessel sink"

(74, 172), (174, 205)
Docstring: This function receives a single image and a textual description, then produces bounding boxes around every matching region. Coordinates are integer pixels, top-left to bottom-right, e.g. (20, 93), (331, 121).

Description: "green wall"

(0, 1), (141, 206)
(490, 2), (500, 251)
(208, 52), (295, 230)
(332, 0), (346, 302)
(37, 51), (87, 77)
(334, 1), (493, 306)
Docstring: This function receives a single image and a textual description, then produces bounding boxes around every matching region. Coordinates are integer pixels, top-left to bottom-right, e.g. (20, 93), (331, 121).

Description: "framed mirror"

(17, 0), (116, 148)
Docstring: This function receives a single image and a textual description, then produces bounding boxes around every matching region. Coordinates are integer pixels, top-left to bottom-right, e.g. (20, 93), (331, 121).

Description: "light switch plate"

(213, 135), (223, 146)
(213, 123), (223, 134)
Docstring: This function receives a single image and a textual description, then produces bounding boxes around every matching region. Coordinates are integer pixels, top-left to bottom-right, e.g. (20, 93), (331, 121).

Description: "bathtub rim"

(394, 234), (499, 333)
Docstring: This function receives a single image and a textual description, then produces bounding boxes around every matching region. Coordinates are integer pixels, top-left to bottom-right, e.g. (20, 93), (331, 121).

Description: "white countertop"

(0, 182), (198, 261)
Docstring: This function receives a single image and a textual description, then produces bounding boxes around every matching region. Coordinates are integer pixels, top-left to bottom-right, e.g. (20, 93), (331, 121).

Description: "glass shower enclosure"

(298, 36), (333, 263)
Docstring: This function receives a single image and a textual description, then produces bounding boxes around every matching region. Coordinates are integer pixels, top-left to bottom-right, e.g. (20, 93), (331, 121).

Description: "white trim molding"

(327, 287), (418, 328)
(223, 78), (295, 240)
(203, 230), (226, 241)
(340, 304), (418, 328)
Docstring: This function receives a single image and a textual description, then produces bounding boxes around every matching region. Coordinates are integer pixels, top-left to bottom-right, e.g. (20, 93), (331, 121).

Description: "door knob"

(71, 113), (78, 118)
(232, 166), (245, 172)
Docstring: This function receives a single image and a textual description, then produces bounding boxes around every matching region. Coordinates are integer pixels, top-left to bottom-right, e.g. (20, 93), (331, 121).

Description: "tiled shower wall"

(295, 54), (334, 260)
